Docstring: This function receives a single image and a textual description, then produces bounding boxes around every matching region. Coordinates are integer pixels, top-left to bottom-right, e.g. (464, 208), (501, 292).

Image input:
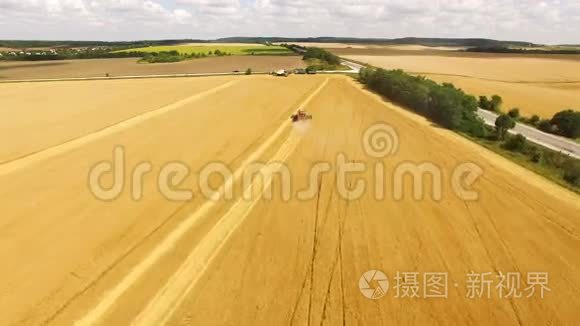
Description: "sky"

(0, 0), (579, 44)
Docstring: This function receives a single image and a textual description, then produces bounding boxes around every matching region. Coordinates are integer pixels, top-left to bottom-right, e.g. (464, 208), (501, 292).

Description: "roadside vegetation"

(304, 58), (350, 71)
(478, 95), (503, 112)
(301, 47), (349, 71)
(479, 95), (580, 140)
(466, 131), (580, 192)
(358, 67), (580, 191)
(359, 68), (486, 136)
(536, 110), (580, 139)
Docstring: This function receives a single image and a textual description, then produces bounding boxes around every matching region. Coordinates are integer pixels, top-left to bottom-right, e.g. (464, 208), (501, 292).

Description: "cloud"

(0, 0), (578, 44)
(173, 8), (192, 23)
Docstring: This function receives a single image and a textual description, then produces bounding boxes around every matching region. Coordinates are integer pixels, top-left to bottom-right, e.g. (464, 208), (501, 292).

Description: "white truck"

(273, 69), (289, 77)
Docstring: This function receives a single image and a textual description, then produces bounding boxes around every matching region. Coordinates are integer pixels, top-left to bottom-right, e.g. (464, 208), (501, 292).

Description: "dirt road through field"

(0, 75), (578, 325)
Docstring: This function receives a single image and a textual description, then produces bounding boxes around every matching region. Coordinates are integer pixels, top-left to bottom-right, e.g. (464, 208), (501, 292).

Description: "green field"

(117, 44), (292, 56)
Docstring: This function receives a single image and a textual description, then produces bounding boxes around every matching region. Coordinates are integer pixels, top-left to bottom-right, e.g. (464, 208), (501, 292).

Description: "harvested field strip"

(0, 80), (237, 175)
(0, 76), (237, 162)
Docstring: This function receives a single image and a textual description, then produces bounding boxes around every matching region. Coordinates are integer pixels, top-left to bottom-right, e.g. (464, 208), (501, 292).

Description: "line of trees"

(302, 47), (343, 71)
(493, 112), (579, 187)
(537, 110), (580, 139)
(359, 67), (579, 188)
(359, 68), (486, 137)
(0, 40), (209, 48)
(478, 95), (503, 112)
(0, 50), (145, 61)
(302, 48), (341, 65)
(138, 50), (233, 63)
(140, 51), (182, 63)
(0, 48), (236, 63)
(479, 95), (580, 140)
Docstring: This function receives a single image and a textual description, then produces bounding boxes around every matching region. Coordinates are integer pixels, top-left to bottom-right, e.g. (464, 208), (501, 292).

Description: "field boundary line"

(0, 72), (270, 84)
(0, 80), (238, 176)
(73, 78), (329, 326)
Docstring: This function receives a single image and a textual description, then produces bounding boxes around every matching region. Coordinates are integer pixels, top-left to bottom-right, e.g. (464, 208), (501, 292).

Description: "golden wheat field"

(343, 54), (580, 118)
(0, 74), (578, 325)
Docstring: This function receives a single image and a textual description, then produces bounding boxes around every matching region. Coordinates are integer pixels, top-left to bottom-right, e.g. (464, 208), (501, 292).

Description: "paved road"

(341, 59), (364, 72)
(320, 59), (364, 74)
(477, 110), (580, 159)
